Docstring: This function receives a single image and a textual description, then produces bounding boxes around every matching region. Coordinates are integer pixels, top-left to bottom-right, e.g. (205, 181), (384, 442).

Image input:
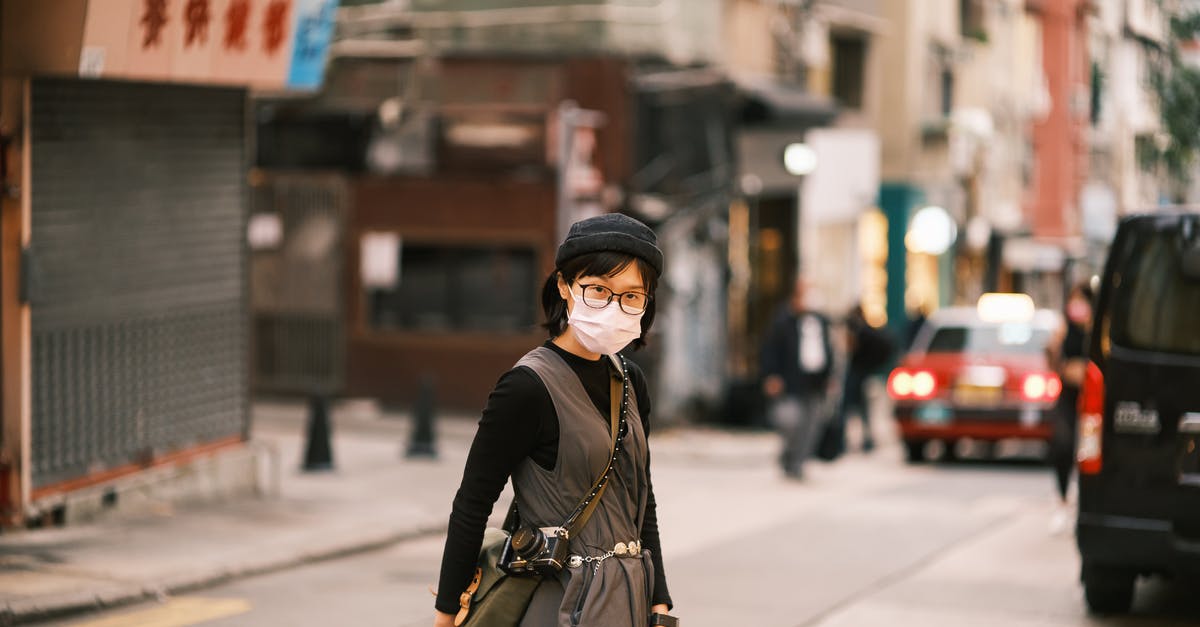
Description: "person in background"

(837, 306), (895, 453)
(1048, 280), (1094, 534)
(761, 279), (833, 479)
(905, 304), (930, 352)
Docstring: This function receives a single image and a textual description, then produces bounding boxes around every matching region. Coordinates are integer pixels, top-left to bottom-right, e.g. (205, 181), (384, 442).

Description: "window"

(923, 45), (955, 123)
(365, 242), (538, 333)
(1135, 133), (1159, 173)
(941, 67), (954, 117)
(831, 33), (866, 110)
(633, 81), (733, 198)
(960, 0), (987, 42)
(1109, 227), (1200, 355)
(926, 325), (1051, 355)
(1090, 61), (1103, 127)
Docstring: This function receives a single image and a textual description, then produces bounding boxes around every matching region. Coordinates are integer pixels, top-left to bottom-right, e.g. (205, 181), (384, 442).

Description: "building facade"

(876, 0), (973, 332)
(719, 0), (884, 426)
(259, 1), (737, 421)
(871, 0), (1088, 327)
(1084, 0), (1169, 272)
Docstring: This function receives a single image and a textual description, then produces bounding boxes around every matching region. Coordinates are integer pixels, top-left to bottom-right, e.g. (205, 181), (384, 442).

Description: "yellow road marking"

(67, 597), (252, 627)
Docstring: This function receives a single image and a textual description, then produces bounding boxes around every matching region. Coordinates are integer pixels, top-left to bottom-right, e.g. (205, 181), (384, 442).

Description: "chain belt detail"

(566, 539), (642, 571)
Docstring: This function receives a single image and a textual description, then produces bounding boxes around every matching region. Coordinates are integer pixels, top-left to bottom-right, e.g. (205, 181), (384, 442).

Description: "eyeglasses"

(576, 283), (651, 315)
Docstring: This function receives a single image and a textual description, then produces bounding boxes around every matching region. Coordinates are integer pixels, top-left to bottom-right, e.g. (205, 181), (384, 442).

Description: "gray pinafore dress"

(512, 347), (655, 627)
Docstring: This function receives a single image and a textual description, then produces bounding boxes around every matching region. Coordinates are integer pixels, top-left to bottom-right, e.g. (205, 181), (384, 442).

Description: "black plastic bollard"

(302, 394), (335, 472)
(406, 376), (438, 459)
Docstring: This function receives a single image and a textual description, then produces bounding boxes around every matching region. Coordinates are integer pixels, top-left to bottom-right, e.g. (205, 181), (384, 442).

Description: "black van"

(1076, 211), (1200, 613)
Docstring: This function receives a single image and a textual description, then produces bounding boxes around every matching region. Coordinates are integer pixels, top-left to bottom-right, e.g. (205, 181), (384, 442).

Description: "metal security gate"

(28, 79), (248, 490)
(249, 174), (346, 395)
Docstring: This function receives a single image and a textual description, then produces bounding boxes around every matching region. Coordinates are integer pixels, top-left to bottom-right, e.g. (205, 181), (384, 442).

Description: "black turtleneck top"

(435, 341), (671, 614)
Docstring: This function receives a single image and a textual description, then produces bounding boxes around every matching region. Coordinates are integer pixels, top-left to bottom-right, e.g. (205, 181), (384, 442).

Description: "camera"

(499, 524), (570, 576)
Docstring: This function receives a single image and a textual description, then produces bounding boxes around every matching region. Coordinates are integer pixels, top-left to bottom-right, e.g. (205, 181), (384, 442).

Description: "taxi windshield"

(926, 324), (1050, 355)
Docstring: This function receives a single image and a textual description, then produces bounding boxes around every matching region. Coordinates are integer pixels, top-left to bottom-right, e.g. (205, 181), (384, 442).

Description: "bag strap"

(562, 354), (625, 538)
(502, 354), (626, 538)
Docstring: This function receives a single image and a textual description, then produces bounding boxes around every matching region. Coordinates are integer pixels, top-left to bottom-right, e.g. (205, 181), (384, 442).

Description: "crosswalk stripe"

(66, 597), (252, 627)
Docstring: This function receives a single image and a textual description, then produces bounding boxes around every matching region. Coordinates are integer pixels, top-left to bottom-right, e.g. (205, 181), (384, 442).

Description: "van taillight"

(1077, 362), (1105, 475)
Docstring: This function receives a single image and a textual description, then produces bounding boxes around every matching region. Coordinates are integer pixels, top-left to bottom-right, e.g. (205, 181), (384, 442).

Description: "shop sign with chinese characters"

(78, 0), (337, 89)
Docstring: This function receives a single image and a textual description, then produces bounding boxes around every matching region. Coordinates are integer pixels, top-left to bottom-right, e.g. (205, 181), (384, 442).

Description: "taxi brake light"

(889, 368), (938, 400)
(1020, 372), (1062, 403)
(888, 369), (914, 399)
(1022, 374), (1047, 401)
(911, 371), (937, 400)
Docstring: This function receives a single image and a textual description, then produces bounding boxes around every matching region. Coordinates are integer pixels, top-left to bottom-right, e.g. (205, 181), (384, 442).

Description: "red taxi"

(888, 294), (1063, 462)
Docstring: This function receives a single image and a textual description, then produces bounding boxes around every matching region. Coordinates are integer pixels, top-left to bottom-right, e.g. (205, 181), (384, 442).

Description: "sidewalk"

(0, 400), (488, 625)
(0, 400), (786, 626)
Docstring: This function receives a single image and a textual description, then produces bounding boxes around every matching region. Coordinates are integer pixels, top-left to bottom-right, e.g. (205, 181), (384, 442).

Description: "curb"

(1, 521), (447, 626)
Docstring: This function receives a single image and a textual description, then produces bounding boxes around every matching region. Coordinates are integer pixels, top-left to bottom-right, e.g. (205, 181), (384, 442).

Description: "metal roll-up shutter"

(29, 79), (248, 490)
(250, 173), (347, 396)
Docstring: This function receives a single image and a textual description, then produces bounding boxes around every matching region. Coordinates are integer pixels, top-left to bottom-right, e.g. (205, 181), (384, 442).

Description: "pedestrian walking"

(760, 279), (834, 479)
(837, 306), (895, 453)
(1048, 281), (1093, 534)
(433, 214), (675, 627)
(905, 305), (929, 352)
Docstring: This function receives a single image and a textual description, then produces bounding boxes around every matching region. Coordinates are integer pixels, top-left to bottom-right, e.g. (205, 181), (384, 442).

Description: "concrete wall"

(723, 0), (777, 77)
(878, 1), (919, 181)
(408, 0), (723, 65)
(32, 444), (274, 526)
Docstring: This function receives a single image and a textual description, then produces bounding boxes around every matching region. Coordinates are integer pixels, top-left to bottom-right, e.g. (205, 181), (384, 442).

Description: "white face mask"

(567, 291), (645, 355)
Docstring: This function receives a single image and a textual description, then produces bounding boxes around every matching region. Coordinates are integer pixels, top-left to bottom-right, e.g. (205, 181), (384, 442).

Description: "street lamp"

(782, 142), (818, 176)
(906, 205), (957, 256)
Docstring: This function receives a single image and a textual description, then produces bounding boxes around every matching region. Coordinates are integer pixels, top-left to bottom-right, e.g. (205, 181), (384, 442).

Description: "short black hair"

(541, 251), (659, 349)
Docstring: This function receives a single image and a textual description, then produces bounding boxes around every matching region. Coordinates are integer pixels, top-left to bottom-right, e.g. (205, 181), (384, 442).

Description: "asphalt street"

(40, 413), (1200, 627)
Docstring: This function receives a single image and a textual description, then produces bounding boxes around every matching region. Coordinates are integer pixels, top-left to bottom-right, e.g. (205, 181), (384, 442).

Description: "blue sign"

(287, 0), (339, 90)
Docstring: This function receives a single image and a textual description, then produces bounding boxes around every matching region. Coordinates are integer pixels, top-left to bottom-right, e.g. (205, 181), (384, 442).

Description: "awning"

(734, 77), (838, 127)
(632, 68), (732, 99)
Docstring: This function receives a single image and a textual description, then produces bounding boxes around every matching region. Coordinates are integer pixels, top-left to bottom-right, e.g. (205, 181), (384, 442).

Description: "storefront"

(356, 57), (620, 411)
(728, 80), (837, 401)
(1, 0), (337, 526)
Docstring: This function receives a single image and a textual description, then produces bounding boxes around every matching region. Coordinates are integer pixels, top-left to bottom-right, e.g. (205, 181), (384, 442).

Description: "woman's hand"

(433, 610), (456, 627)
(650, 604), (672, 626)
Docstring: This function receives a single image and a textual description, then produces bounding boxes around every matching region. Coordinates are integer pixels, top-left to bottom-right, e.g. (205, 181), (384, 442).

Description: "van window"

(1109, 227), (1200, 355)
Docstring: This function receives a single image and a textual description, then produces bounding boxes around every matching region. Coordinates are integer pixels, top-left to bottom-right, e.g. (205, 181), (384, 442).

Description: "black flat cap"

(555, 213), (664, 275)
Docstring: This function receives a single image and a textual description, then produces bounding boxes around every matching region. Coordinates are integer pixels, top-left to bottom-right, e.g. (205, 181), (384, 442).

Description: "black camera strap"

(502, 354), (626, 539)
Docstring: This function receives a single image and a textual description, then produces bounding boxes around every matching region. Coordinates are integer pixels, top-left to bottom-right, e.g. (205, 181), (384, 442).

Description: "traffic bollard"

(302, 394), (335, 472)
(406, 375), (438, 459)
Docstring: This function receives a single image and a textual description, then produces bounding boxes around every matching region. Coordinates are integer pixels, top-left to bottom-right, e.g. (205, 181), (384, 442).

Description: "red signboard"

(76, 0), (335, 89)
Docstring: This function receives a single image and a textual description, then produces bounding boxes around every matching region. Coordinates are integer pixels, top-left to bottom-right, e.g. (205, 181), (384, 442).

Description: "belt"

(566, 539), (642, 570)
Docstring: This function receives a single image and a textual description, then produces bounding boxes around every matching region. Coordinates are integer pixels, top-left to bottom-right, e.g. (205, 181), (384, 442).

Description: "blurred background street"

(2, 0), (1200, 624)
(22, 399), (1197, 627)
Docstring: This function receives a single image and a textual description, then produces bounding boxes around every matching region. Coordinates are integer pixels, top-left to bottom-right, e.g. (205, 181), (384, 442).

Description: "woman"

(434, 214), (674, 626)
(1049, 281), (1093, 534)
